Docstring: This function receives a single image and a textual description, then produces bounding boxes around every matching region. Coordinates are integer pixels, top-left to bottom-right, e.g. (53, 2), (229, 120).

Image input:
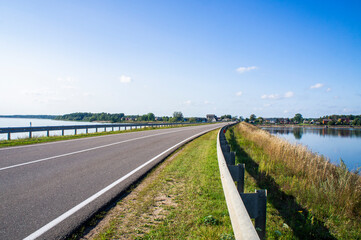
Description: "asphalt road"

(0, 123), (227, 240)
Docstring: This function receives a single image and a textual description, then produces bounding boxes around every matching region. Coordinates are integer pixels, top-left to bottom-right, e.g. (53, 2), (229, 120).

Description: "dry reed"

(236, 122), (361, 219)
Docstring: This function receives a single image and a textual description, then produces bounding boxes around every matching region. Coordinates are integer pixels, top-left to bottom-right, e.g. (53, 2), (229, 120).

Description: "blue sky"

(1, 0), (360, 118)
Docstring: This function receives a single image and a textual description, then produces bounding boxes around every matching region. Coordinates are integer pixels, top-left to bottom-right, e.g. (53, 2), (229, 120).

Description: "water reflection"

(293, 128), (303, 140)
(264, 127), (361, 138)
(262, 126), (361, 171)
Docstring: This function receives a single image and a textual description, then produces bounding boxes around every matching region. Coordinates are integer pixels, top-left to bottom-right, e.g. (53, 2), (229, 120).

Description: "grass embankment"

(0, 124), (203, 148)
(226, 122), (361, 239)
(79, 130), (233, 240)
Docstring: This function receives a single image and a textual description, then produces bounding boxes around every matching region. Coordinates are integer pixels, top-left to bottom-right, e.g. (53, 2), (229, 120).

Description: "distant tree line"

(54, 112), (208, 123)
(244, 113), (361, 126)
(0, 115), (58, 119)
(318, 114), (361, 126)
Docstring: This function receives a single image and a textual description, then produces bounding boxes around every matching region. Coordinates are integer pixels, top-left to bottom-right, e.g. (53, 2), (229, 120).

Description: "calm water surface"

(262, 126), (361, 171)
(0, 117), (106, 140)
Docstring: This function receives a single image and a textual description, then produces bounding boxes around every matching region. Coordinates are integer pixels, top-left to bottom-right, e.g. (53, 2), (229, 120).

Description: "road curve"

(0, 123), (227, 239)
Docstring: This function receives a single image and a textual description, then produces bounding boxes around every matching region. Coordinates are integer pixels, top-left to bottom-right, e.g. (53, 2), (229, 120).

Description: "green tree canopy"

(293, 113), (303, 123)
(250, 114), (256, 121)
(172, 111), (184, 122)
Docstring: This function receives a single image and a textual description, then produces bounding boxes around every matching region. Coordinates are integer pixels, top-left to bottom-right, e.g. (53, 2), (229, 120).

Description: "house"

(269, 118), (277, 124)
(323, 119), (332, 124)
(206, 114), (217, 122)
(338, 118), (350, 124)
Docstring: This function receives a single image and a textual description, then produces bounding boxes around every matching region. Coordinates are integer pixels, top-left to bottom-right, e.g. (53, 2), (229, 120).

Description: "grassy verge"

(226, 122), (361, 239)
(78, 130), (233, 240)
(0, 124), (205, 148)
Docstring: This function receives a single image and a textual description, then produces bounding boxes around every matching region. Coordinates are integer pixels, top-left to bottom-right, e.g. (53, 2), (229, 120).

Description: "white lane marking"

(0, 125), (221, 171)
(0, 125), (204, 151)
(23, 126), (220, 240)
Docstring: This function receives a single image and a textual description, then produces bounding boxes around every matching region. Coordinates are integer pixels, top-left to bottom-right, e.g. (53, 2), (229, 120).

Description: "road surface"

(0, 123), (226, 239)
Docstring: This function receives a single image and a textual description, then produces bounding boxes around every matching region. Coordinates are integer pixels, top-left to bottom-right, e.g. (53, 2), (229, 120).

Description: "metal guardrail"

(217, 124), (267, 240)
(0, 122), (192, 140)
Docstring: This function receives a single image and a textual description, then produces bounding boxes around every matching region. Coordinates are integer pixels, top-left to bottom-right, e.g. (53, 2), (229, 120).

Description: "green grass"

(226, 123), (361, 239)
(90, 130), (233, 240)
(0, 124), (205, 148)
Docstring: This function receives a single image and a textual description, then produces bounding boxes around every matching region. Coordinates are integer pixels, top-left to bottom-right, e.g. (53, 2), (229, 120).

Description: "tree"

(293, 113), (303, 123)
(328, 120), (335, 126)
(189, 117), (197, 123)
(256, 117), (264, 124)
(250, 114), (256, 122)
(147, 113), (155, 121)
(172, 111), (184, 122)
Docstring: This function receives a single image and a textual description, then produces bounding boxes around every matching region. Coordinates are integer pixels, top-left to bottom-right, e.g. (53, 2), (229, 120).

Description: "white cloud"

(119, 75), (132, 84)
(261, 94), (280, 100)
(261, 91), (294, 100)
(204, 100), (210, 104)
(57, 77), (76, 83)
(310, 83), (324, 89)
(284, 91), (294, 98)
(184, 100), (192, 105)
(326, 88), (332, 92)
(236, 66), (258, 73)
(284, 110), (289, 114)
(236, 91), (243, 96)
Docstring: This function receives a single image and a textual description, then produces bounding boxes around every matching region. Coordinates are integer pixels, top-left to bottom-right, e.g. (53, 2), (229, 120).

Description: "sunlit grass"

(87, 130), (233, 240)
(227, 122), (361, 239)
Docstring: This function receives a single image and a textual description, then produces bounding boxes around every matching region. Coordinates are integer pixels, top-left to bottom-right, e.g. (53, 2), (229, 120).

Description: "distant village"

(241, 114), (361, 126)
(207, 113), (361, 126)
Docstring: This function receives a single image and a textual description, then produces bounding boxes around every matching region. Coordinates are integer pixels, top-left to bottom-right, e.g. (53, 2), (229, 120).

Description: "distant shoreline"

(257, 124), (361, 129)
(0, 115), (58, 119)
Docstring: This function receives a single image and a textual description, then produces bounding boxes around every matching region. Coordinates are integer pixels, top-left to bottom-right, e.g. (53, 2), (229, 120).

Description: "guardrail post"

(112, 127), (114, 131)
(104, 127), (106, 132)
(62, 129), (65, 136)
(228, 164), (245, 193)
(223, 149), (234, 165)
(86, 128), (88, 134)
(240, 190), (267, 240)
(96, 128), (98, 133)
(29, 131), (32, 138)
(255, 190), (267, 240)
(8, 132), (11, 140)
(75, 129), (77, 135)
(238, 164), (245, 193)
(47, 130), (50, 137)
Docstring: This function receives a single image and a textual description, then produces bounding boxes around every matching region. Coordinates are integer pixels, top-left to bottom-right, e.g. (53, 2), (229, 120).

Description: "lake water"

(262, 126), (361, 171)
(0, 117), (108, 140)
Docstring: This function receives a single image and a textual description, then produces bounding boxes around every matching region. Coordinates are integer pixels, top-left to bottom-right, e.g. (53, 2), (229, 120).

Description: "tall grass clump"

(233, 122), (361, 238)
